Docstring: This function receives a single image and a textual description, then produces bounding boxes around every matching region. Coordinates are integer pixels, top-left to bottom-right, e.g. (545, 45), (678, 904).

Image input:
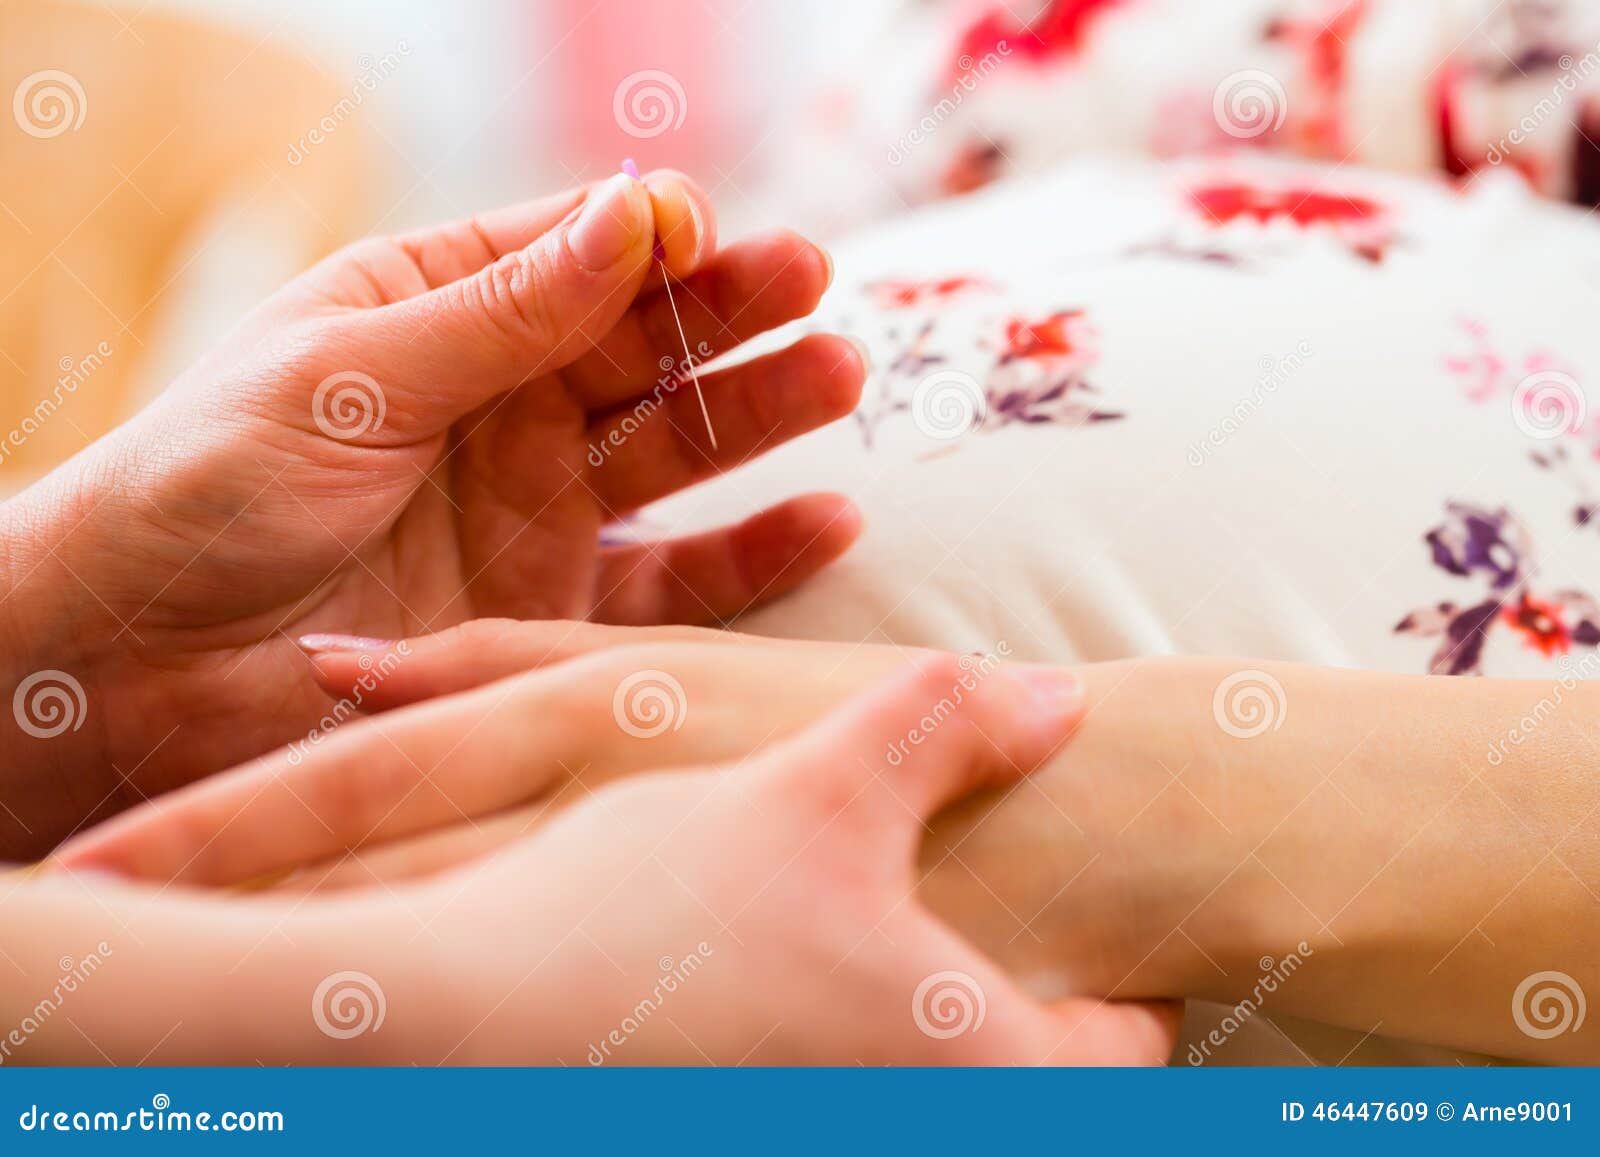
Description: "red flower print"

(1502, 592), (1572, 658)
(1190, 182), (1380, 228)
(1189, 180), (1391, 261)
(1000, 310), (1089, 364)
(950, 0), (1125, 80)
(868, 277), (992, 310)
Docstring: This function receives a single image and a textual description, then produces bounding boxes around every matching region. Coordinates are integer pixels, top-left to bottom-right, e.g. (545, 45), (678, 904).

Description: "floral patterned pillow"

(664, 151), (1600, 695)
(771, 0), (1600, 235)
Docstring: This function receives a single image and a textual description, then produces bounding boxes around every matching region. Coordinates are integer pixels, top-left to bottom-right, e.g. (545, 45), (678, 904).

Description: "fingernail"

(1013, 665), (1082, 713)
(818, 244), (835, 291)
(685, 193), (707, 264)
(296, 634), (396, 655)
(569, 173), (645, 271)
(846, 335), (872, 374)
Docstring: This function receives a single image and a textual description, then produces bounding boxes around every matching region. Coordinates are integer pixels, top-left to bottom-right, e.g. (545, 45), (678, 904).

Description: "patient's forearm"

(919, 657), (1600, 1064)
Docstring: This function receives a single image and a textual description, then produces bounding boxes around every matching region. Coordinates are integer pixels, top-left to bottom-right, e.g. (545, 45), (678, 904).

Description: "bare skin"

(5, 661), (1178, 1066)
(58, 620), (1600, 1065)
(0, 173), (867, 856)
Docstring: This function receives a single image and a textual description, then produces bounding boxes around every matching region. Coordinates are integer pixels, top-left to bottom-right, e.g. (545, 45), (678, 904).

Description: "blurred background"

(0, 0), (889, 485)
(4, 0), (1598, 485)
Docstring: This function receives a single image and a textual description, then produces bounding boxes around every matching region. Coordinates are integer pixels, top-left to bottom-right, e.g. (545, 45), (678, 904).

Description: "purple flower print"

(847, 295), (1125, 448)
(1423, 502), (1529, 592)
(1395, 598), (1505, 677)
(1397, 500), (1600, 675)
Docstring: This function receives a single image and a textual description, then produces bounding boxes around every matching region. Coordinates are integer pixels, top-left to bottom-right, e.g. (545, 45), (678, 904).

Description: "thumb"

(1023, 996), (1183, 1066)
(357, 172), (656, 431)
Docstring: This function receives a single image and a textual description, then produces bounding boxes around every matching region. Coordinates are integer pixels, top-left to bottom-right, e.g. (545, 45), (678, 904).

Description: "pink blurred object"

(544, 0), (744, 180)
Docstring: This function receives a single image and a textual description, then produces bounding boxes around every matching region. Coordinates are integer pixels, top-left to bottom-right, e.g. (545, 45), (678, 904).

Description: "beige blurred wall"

(0, 0), (373, 486)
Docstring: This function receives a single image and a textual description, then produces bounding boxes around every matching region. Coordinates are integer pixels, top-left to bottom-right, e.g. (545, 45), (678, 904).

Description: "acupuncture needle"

(621, 158), (718, 451)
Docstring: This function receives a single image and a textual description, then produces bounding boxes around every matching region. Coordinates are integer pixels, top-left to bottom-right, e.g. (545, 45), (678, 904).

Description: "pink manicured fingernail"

(569, 173), (645, 271)
(1014, 665), (1082, 713)
(845, 335), (872, 373)
(296, 634), (396, 655)
(818, 244), (835, 291)
(684, 194), (707, 264)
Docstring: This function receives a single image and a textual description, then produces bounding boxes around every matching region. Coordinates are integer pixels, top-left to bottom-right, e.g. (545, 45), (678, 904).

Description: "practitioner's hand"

(58, 618), (1170, 1012)
(0, 171), (864, 854)
(394, 663), (1175, 1065)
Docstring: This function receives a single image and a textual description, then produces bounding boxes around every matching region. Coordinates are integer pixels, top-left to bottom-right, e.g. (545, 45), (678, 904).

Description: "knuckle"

(470, 248), (560, 351)
(907, 654), (967, 706)
(315, 734), (420, 844)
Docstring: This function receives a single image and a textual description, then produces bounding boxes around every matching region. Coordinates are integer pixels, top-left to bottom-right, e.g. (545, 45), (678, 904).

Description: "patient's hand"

(60, 620), (1172, 1006)
(68, 622), (1600, 1064)
(0, 172), (864, 854)
(57, 658), (1176, 1065)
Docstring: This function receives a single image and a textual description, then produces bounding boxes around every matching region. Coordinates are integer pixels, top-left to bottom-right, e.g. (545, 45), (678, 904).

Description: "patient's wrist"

(918, 657), (1367, 1004)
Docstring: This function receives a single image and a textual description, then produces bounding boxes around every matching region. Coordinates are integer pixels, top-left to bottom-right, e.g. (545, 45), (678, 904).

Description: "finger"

(356, 172), (658, 427)
(759, 656), (1084, 835)
(59, 631), (897, 885)
(387, 186), (590, 289)
(641, 169), (715, 278)
(893, 920), (1178, 1065)
(385, 171), (713, 291)
(586, 333), (865, 513)
(296, 619), (724, 713)
(53, 660), (623, 886)
(1028, 997), (1182, 1066)
(592, 493), (862, 626)
(264, 801), (545, 895)
(561, 230), (833, 407)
